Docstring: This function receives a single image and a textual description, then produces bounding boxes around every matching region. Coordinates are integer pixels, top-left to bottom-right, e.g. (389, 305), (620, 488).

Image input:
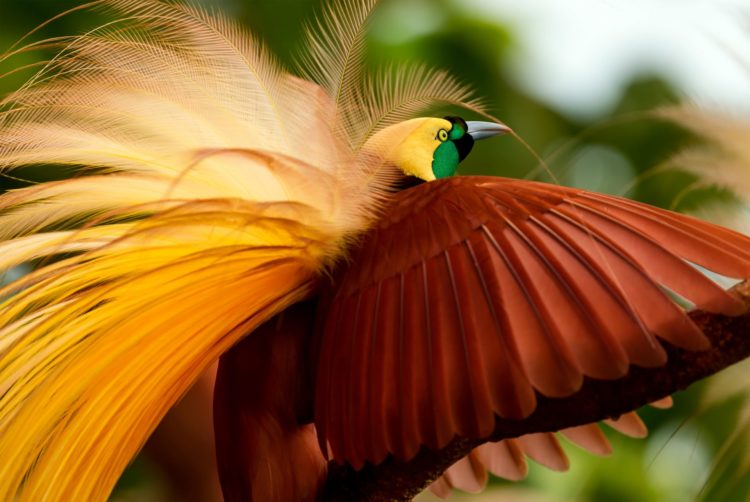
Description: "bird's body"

(0, 1), (749, 500)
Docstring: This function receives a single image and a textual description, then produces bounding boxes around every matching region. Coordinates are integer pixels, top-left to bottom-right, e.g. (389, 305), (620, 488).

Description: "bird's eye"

(437, 129), (449, 142)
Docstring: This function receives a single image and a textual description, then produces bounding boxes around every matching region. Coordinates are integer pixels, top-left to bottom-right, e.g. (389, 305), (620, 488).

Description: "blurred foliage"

(1, 0), (748, 500)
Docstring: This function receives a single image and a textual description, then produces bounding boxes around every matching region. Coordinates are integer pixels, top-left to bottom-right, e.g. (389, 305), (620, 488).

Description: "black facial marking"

(454, 133), (474, 162)
(444, 116), (475, 162)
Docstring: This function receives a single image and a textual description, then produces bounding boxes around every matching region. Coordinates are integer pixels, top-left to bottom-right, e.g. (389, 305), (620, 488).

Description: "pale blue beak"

(466, 121), (511, 141)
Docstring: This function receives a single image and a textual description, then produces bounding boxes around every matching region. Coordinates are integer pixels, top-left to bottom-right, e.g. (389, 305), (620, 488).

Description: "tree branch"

(321, 281), (750, 501)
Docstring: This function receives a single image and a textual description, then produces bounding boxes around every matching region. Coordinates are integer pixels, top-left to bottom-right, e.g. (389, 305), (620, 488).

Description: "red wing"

(214, 302), (326, 501)
(315, 176), (750, 469)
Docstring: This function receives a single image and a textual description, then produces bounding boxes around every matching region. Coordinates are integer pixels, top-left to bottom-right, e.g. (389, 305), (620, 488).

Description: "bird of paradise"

(1, 0), (750, 500)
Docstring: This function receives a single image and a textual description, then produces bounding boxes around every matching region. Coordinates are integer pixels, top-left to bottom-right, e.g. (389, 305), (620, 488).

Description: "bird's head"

(364, 116), (510, 182)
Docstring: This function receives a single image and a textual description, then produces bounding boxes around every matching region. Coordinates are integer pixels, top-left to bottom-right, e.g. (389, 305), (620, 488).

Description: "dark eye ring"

(437, 129), (449, 142)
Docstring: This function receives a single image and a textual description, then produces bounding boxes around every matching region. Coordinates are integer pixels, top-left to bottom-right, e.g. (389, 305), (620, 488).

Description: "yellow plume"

(0, 0), (485, 499)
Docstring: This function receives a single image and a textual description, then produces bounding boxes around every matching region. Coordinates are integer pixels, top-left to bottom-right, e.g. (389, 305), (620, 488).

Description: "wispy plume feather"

(299, 0), (377, 107)
(661, 106), (750, 203)
(0, 0), (493, 499)
(349, 64), (486, 150)
(660, 105), (750, 242)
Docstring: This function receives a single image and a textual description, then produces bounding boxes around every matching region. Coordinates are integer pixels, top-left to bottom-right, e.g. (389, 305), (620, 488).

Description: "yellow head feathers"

(363, 118), (450, 181)
(363, 117), (510, 182)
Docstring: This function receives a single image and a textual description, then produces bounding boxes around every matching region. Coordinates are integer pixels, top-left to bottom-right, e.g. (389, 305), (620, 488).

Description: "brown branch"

(321, 282), (750, 501)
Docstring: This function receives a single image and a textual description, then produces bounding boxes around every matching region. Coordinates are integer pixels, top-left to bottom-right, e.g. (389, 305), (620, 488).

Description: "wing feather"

(399, 265), (434, 458)
(552, 207), (710, 350)
(505, 218), (625, 379)
(363, 281), (388, 465)
(561, 424), (612, 456)
(345, 290), (369, 465)
(443, 248), (489, 438)
(519, 218), (631, 378)
(429, 419), (643, 498)
(425, 253), (465, 448)
(517, 433), (570, 472)
(481, 222), (583, 396)
(539, 213), (669, 366)
(605, 412), (648, 438)
(448, 244), (506, 438)
(376, 276), (402, 459)
(316, 176), (750, 469)
(582, 191), (750, 269)
(314, 293), (348, 462)
(563, 198), (744, 314)
(463, 236), (537, 421)
(441, 454), (488, 494)
(475, 440), (528, 481)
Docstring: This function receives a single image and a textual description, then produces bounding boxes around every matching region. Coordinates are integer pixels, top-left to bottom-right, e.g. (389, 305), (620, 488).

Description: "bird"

(0, 0), (749, 501)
